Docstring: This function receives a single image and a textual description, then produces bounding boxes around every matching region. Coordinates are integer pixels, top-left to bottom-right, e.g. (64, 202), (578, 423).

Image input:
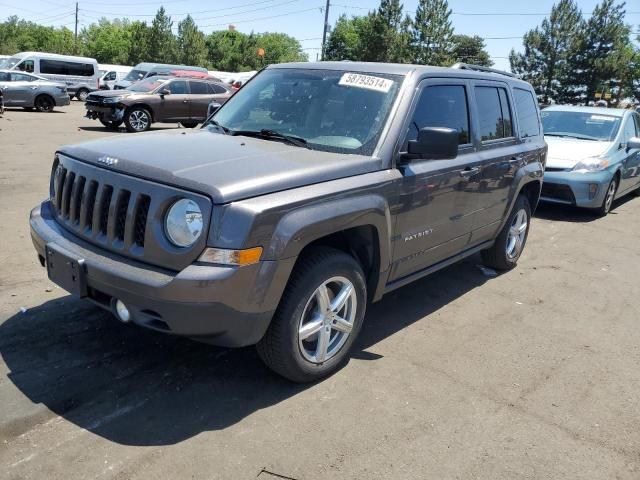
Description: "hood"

(89, 90), (135, 99)
(58, 129), (379, 204)
(114, 80), (133, 89)
(544, 136), (612, 169)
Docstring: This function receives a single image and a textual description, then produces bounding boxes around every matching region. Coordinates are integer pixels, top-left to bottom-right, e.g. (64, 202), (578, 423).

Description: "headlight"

(165, 199), (203, 247)
(572, 157), (609, 173)
(103, 96), (124, 104)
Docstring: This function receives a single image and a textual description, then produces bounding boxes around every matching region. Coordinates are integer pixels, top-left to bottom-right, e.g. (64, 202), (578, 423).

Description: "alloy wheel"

(298, 276), (357, 364)
(604, 179), (616, 214)
(129, 110), (149, 131)
(506, 208), (528, 260)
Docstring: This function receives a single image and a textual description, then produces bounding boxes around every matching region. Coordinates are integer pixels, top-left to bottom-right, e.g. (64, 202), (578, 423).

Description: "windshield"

(209, 68), (403, 154)
(124, 69), (147, 82)
(541, 110), (621, 141)
(4, 56), (23, 70)
(128, 77), (168, 92)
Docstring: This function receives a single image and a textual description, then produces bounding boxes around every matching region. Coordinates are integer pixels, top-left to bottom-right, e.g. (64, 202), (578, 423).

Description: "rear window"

(475, 86), (513, 141)
(189, 81), (208, 95)
(513, 88), (540, 138)
(40, 59), (95, 77)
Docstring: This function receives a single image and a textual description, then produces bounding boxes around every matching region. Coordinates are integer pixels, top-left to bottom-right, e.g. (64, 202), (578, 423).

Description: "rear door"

(187, 80), (215, 120)
(466, 82), (521, 243)
(389, 79), (478, 281)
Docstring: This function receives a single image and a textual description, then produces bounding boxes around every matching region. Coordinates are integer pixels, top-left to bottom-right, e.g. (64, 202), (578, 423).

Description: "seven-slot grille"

(51, 161), (150, 250)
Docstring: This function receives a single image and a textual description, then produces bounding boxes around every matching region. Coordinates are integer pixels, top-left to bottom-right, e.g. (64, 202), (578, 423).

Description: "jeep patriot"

(30, 62), (546, 382)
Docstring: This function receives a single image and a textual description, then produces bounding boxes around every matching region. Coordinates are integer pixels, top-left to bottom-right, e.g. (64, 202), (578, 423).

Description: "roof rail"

(450, 62), (517, 78)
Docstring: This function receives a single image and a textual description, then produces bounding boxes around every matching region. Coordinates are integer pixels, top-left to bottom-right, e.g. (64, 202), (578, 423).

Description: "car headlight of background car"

(572, 157), (609, 173)
(165, 198), (203, 247)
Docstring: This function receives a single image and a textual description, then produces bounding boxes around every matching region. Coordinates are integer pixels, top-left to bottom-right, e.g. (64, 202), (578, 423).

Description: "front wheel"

(34, 95), (54, 112)
(257, 247), (367, 383)
(593, 177), (617, 217)
(124, 107), (151, 132)
(482, 194), (532, 271)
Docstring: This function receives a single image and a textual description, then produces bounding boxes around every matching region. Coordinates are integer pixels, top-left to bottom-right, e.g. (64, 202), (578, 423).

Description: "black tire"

(23, 107), (34, 111)
(593, 176), (617, 217)
(124, 106), (152, 133)
(180, 121), (199, 128)
(34, 95), (54, 112)
(99, 117), (123, 129)
(76, 88), (90, 102)
(481, 194), (532, 271)
(634, 184), (640, 197)
(256, 247), (367, 383)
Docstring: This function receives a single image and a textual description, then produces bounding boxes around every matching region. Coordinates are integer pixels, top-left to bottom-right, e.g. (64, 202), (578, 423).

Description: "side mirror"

(627, 137), (640, 151)
(405, 127), (459, 161)
(159, 88), (171, 96)
(207, 102), (222, 117)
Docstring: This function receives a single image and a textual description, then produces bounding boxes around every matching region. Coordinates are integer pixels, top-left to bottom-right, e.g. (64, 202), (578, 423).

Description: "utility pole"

(74, 2), (79, 53)
(321, 0), (330, 61)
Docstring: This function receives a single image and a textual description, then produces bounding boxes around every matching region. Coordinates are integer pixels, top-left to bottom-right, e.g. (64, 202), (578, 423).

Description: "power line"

(197, 6), (323, 29)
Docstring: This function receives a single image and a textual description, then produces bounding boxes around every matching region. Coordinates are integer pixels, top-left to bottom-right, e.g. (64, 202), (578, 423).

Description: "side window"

(513, 88), (540, 138)
(18, 60), (34, 73)
(10, 73), (32, 82)
(189, 81), (208, 95)
(406, 85), (470, 147)
(210, 83), (228, 94)
(0, 72), (9, 81)
(105, 71), (117, 81)
(633, 115), (640, 137)
(167, 80), (188, 94)
(622, 117), (636, 141)
(475, 86), (513, 141)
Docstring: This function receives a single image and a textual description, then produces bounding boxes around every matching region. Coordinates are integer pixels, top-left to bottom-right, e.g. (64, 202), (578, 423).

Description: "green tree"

(255, 32), (307, 66)
(324, 14), (373, 61)
(570, 0), (632, 103)
(450, 34), (492, 66)
(177, 15), (207, 67)
(361, 0), (403, 62)
(509, 0), (582, 103)
(148, 7), (177, 63)
(206, 30), (257, 71)
(80, 18), (131, 64)
(412, 0), (454, 66)
(125, 21), (151, 65)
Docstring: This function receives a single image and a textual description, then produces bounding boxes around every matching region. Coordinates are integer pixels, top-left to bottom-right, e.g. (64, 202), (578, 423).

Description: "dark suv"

(85, 75), (232, 132)
(30, 62), (545, 382)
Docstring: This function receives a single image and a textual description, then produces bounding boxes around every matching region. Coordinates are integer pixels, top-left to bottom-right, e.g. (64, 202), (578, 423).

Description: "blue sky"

(1, 0), (638, 71)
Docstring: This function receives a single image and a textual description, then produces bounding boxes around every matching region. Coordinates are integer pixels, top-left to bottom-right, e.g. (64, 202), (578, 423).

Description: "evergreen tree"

(148, 7), (177, 63)
(509, 0), (582, 103)
(450, 34), (493, 66)
(324, 14), (374, 61)
(411, 0), (454, 66)
(177, 15), (207, 67)
(361, 0), (403, 62)
(125, 21), (151, 65)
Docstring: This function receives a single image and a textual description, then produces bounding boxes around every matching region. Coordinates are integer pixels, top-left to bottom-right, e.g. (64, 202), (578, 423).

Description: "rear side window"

(189, 81), (208, 94)
(10, 73), (34, 82)
(513, 88), (540, 138)
(40, 59), (95, 77)
(0, 72), (9, 81)
(407, 85), (470, 146)
(475, 86), (513, 141)
(208, 83), (228, 94)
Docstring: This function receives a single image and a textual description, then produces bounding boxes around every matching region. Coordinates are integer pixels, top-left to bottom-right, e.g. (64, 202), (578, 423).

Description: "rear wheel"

(99, 118), (123, 129)
(124, 107), (151, 132)
(257, 247), (367, 382)
(482, 194), (531, 271)
(34, 95), (54, 112)
(76, 88), (90, 102)
(593, 177), (617, 216)
(180, 121), (199, 128)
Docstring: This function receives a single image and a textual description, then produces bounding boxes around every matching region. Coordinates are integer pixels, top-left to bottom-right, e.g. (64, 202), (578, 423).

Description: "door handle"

(460, 167), (480, 177)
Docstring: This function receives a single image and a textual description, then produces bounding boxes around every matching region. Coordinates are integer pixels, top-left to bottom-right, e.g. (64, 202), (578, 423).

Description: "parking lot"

(1, 101), (640, 479)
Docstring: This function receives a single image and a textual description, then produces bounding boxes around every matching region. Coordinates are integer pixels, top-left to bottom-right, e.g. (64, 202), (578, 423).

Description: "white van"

(98, 64), (132, 90)
(4, 52), (100, 101)
(113, 62), (208, 89)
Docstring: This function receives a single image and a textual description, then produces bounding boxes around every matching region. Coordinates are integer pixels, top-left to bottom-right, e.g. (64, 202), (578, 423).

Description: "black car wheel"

(34, 95), (54, 113)
(124, 107), (151, 132)
(257, 247), (367, 383)
(481, 194), (532, 271)
(99, 118), (123, 130)
(594, 176), (617, 217)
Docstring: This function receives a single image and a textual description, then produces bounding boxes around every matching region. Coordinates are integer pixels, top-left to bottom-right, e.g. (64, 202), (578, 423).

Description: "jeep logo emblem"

(98, 155), (118, 167)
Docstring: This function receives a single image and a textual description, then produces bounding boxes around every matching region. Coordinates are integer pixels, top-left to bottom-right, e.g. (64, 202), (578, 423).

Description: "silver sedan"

(0, 70), (70, 112)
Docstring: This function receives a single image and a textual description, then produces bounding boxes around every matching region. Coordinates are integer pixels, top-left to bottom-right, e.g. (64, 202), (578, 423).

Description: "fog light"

(115, 300), (131, 322)
(589, 183), (599, 199)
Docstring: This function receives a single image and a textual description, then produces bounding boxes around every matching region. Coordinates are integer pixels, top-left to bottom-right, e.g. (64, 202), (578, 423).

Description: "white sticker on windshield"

(590, 115), (616, 121)
(338, 73), (394, 93)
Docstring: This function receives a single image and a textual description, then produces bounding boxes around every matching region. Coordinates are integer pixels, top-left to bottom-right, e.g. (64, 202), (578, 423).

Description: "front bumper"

(30, 201), (293, 347)
(541, 170), (613, 208)
(85, 104), (123, 122)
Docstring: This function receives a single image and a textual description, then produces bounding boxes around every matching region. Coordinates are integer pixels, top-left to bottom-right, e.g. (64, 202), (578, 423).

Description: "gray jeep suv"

(29, 62), (546, 382)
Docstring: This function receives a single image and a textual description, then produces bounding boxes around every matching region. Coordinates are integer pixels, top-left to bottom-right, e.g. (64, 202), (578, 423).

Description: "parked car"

(29, 62), (545, 382)
(0, 55), (9, 68)
(2, 52), (99, 101)
(0, 70), (70, 112)
(98, 64), (132, 90)
(540, 105), (640, 215)
(112, 62), (208, 90)
(85, 75), (232, 132)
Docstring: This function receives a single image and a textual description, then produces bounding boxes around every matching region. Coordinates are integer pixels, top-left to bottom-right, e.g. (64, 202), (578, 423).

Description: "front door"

(619, 113), (640, 194)
(159, 79), (190, 121)
(3, 72), (39, 105)
(389, 80), (477, 281)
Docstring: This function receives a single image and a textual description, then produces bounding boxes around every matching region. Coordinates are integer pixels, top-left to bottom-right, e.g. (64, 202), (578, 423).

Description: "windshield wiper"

(545, 132), (599, 141)
(231, 129), (309, 149)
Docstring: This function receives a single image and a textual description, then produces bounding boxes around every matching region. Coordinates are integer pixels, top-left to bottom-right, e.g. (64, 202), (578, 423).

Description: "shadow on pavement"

(76, 126), (176, 133)
(534, 194), (637, 223)
(0, 256), (487, 446)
